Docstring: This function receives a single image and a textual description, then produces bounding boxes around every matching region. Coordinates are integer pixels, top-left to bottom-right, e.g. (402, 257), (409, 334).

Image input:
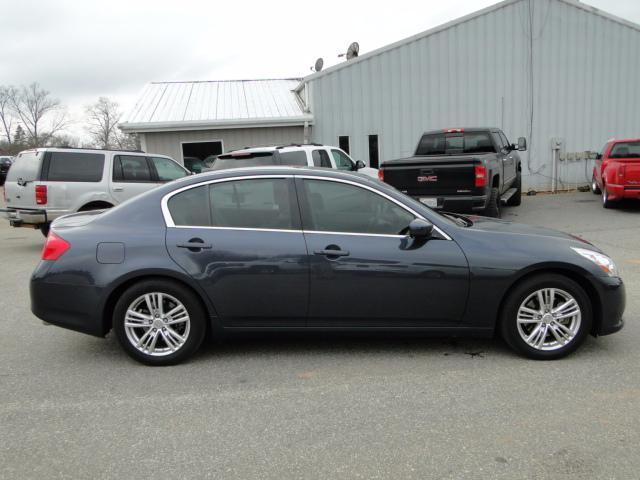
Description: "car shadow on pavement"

(194, 332), (514, 361)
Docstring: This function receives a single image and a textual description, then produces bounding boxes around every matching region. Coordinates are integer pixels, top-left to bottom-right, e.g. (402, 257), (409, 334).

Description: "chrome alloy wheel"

(516, 288), (582, 351)
(123, 292), (191, 357)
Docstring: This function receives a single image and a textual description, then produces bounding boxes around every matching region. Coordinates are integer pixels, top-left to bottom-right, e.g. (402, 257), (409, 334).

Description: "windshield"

(6, 151), (41, 181)
(416, 132), (496, 156)
(209, 152), (277, 171)
(610, 142), (640, 158)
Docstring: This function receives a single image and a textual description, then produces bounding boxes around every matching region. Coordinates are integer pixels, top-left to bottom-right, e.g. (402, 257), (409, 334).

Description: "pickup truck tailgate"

(383, 158), (477, 196)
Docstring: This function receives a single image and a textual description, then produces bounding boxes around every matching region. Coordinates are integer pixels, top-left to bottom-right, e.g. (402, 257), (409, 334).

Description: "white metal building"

(119, 79), (312, 164)
(296, 0), (640, 190)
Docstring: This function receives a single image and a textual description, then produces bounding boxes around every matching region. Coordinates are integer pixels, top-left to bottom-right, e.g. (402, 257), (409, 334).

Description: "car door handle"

(113, 187), (124, 192)
(177, 242), (212, 250)
(314, 249), (350, 257)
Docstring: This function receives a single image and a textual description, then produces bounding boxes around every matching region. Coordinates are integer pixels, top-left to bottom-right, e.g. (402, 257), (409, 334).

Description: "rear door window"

(209, 178), (297, 230)
(45, 152), (105, 182)
(311, 149), (332, 168)
(113, 155), (153, 182)
(278, 151), (308, 166)
(150, 156), (188, 181)
(167, 185), (211, 226)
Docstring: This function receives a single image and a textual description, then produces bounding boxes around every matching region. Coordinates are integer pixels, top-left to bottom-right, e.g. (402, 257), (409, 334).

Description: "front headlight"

(571, 247), (619, 277)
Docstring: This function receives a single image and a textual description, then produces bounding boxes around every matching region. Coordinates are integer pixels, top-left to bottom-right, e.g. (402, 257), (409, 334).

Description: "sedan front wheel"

(500, 274), (592, 359)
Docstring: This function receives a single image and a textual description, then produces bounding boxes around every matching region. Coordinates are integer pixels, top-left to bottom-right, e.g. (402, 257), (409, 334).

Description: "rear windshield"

(45, 152), (105, 182)
(416, 132), (496, 156)
(210, 152), (277, 171)
(6, 151), (41, 181)
(610, 142), (640, 158)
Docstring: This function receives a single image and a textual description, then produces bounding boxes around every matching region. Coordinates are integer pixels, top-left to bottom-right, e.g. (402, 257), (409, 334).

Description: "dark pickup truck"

(378, 128), (527, 217)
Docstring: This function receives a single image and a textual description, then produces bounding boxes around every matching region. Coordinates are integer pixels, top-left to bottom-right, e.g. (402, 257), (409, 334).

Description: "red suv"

(591, 139), (640, 208)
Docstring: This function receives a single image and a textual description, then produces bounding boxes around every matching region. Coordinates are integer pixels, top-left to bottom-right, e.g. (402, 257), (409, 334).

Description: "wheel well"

(78, 201), (114, 212)
(102, 275), (212, 335)
(496, 268), (602, 336)
(492, 175), (500, 188)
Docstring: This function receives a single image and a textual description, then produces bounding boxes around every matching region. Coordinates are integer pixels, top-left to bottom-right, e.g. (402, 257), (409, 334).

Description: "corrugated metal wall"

(141, 126), (305, 163)
(306, 0), (640, 190)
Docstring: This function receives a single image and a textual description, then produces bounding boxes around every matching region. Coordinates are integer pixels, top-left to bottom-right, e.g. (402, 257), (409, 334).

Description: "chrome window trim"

(160, 173), (452, 240)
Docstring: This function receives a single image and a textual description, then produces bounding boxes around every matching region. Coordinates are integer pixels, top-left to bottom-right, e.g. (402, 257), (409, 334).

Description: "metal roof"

(297, 0), (640, 89)
(120, 79), (313, 132)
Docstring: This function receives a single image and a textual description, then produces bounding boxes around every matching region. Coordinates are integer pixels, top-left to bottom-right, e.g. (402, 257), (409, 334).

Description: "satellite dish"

(346, 42), (359, 60)
(314, 57), (324, 72)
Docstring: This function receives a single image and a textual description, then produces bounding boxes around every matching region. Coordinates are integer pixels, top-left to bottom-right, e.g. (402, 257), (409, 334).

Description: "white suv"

(1, 147), (189, 235)
(209, 144), (379, 178)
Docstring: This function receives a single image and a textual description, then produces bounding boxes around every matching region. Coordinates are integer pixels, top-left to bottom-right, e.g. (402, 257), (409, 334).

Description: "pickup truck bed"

(379, 128), (526, 217)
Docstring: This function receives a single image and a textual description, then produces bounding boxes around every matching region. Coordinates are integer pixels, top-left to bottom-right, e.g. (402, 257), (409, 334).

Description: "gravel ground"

(0, 188), (638, 479)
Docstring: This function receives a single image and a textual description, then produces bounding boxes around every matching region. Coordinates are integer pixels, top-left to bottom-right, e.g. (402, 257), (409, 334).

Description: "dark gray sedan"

(31, 167), (625, 365)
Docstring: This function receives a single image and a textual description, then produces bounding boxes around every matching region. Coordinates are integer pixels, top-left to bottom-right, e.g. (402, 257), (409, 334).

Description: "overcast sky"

(1, 0), (639, 138)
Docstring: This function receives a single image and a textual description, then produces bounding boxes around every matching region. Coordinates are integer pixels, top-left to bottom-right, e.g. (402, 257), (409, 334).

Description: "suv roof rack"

(275, 143), (323, 149)
(51, 146), (146, 153)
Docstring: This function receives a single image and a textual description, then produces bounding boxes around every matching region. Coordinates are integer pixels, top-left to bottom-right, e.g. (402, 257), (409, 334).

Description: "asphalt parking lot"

(1, 190), (638, 479)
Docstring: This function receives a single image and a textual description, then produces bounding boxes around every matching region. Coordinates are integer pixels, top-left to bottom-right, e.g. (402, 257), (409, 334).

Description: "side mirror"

(595, 153), (603, 160)
(408, 218), (434, 239)
(517, 137), (527, 151)
(355, 160), (366, 170)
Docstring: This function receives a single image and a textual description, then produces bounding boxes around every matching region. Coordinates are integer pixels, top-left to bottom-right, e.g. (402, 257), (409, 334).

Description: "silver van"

(1, 147), (190, 236)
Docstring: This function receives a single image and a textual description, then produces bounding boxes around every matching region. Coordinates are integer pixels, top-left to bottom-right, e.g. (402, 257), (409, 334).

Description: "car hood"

(462, 215), (598, 249)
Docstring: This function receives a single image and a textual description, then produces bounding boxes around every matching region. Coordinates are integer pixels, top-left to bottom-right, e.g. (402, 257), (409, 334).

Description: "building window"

(368, 135), (379, 169)
(338, 136), (350, 154)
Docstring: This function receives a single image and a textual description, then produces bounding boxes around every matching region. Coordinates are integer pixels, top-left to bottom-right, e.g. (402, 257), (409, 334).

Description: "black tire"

(591, 174), (601, 195)
(500, 273), (592, 360)
(113, 279), (207, 366)
(602, 184), (616, 209)
(484, 187), (501, 217)
(39, 223), (50, 237)
(506, 173), (522, 206)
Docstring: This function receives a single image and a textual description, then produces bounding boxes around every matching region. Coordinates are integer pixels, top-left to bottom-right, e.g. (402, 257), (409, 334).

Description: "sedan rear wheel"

(113, 279), (206, 365)
(500, 274), (592, 359)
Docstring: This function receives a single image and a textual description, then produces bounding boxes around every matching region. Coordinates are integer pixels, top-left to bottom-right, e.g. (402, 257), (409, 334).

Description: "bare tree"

(0, 85), (16, 144)
(85, 97), (123, 149)
(10, 83), (68, 147)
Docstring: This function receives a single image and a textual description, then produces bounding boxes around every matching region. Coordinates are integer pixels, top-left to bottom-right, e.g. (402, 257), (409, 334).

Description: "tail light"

(41, 232), (70, 260)
(475, 165), (487, 187)
(35, 185), (47, 205)
(378, 169), (385, 182)
(618, 165), (626, 180)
